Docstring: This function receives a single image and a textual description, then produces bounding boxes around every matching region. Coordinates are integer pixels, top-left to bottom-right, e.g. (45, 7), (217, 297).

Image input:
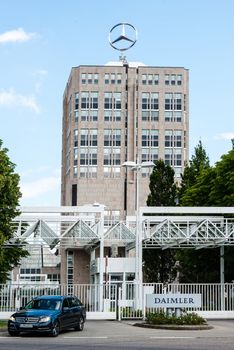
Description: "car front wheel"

(74, 316), (84, 331)
(51, 320), (60, 337)
(8, 329), (20, 336)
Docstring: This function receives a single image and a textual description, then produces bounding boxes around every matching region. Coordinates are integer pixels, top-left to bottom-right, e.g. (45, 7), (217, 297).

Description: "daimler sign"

(146, 294), (202, 308)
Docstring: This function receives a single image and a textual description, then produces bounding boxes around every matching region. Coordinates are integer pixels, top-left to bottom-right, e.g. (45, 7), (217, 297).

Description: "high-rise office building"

(61, 61), (189, 222)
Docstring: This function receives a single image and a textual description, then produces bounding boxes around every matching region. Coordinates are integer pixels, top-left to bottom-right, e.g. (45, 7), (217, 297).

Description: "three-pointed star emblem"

(109, 23), (137, 52)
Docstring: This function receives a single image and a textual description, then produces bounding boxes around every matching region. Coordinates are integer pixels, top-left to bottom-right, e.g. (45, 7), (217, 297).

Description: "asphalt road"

(1, 320), (234, 350)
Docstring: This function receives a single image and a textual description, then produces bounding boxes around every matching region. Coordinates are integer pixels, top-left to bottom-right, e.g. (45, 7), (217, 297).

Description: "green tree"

(0, 140), (28, 283)
(179, 140), (210, 201)
(143, 160), (177, 283)
(209, 149), (234, 206)
(147, 159), (177, 206)
(177, 148), (234, 282)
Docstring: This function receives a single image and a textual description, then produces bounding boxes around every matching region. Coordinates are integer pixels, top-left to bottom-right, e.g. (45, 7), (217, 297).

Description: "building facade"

(61, 62), (189, 222)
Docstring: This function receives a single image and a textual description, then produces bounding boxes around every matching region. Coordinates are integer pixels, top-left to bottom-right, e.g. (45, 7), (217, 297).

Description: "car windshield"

(25, 299), (61, 310)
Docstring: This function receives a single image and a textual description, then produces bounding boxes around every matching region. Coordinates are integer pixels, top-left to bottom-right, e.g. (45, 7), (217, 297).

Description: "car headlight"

(9, 316), (15, 322)
(39, 316), (51, 323)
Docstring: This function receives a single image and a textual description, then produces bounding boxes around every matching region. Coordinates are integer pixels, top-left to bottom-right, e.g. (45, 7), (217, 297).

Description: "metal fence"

(0, 283), (116, 314)
(1, 282), (234, 319)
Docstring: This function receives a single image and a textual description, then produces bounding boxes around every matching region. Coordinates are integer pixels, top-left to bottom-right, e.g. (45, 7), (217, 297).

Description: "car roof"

(34, 295), (77, 300)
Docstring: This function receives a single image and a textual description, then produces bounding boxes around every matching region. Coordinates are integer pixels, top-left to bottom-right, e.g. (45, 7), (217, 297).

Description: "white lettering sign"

(146, 293), (202, 308)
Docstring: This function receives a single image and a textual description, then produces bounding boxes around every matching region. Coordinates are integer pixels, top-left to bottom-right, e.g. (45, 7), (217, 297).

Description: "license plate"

(20, 324), (33, 328)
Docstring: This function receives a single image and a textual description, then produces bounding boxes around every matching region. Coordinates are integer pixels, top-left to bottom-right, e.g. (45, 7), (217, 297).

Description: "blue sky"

(0, 0), (233, 206)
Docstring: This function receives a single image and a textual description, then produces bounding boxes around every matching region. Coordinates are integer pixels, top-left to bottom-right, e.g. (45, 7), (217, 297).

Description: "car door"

(60, 297), (73, 329)
(69, 297), (82, 325)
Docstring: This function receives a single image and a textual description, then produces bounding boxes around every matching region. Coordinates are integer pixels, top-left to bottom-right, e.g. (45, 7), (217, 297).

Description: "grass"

(0, 320), (7, 329)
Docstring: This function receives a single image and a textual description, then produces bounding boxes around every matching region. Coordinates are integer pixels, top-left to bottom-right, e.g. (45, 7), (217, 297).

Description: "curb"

(133, 323), (213, 330)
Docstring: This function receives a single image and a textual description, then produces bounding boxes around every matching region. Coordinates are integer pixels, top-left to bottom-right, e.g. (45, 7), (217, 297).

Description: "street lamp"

(122, 160), (155, 307)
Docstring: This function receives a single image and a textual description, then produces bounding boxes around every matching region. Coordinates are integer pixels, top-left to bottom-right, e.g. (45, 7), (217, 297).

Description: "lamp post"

(122, 160), (154, 308)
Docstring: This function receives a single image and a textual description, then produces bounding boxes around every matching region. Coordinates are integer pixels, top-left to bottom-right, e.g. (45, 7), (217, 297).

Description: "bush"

(146, 311), (206, 325)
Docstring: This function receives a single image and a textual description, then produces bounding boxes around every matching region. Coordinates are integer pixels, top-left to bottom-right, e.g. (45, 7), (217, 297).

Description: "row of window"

(72, 147), (183, 179)
(80, 73), (183, 86)
(73, 146), (183, 167)
(73, 129), (184, 148)
(74, 110), (183, 123)
(74, 92), (183, 112)
(74, 92), (182, 113)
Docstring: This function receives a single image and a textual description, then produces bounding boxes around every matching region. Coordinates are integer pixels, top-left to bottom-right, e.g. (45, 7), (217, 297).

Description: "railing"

(1, 282), (234, 319)
(0, 283), (116, 313)
(119, 283), (234, 319)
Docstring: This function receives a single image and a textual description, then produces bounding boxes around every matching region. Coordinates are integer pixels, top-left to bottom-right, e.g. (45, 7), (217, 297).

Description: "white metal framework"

(139, 207), (234, 249)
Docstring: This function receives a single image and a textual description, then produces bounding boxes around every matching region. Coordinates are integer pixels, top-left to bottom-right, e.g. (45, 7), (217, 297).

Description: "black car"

(8, 295), (86, 337)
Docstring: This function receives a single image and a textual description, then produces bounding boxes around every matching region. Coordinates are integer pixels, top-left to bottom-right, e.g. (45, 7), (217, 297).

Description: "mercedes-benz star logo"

(109, 23), (137, 52)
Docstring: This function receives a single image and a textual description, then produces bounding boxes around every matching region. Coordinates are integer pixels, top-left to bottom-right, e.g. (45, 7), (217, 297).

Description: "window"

(67, 251), (74, 285)
(104, 129), (121, 147)
(148, 74), (153, 85)
(81, 92), (89, 109)
(165, 111), (182, 122)
(74, 129), (78, 147)
(80, 148), (97, 165)
(105, 73), (109, 84)
(165, 130), (182, 147)
(87, 74), (92, 84)
(117, 73), (122, 84)
(151, 93), (159, 110)
(142, 93), (150, 110)
(165, 93), (182, 111)
(104, 92), (121, 110)
(141, 148), (158, 162)
(111, 73), (115, 84)
(164, 74), (183, 85)
(177, 75), (182, 85)
(80, 166), (97, 178)
(81, 74), (86, 84)
(142, 129), (159, 147)
(165, 74), (170, 85)
(80, 129), (97, 147)
(74, 93), (79, 110)
(80, 92), (98, 109)
(81, 73), (98, 84)
(141, 74), (159, 85)
(165, 93), (173, 110)
(104, 92), (112, 109)
(104, 148), (121, 165)
(174, 130), (182, 147)
(174, 93), (182, 110)
(113, 92), (121, 109)
(154, 74), (159, 85)
(142, 74), (147, 85)
(74, 111), (78, 123)
(171, 74), (176, 85)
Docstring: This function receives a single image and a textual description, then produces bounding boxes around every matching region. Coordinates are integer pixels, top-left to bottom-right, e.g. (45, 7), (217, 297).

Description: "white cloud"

(20, 166), (60, 178)
(21, 176), (61, 199)
(0, 89), (40, 114)
(0, 28), (36, 44)
(33, 69), (48, 76)
(33, 69), (48, 93)
(215, 132), (234, 140)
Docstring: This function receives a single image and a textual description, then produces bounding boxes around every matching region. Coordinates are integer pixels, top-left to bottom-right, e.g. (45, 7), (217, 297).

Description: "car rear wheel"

(51, 320), (60, 337)
(74, 316), (84, 331)
(8, 329), (20, 336)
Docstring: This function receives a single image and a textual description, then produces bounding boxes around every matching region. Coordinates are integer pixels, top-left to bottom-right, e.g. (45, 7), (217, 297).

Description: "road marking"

(63, 336), (108, 339)
(150, 336), (195, 339)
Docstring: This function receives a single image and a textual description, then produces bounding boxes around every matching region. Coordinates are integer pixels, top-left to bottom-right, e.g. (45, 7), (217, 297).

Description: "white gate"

(0, 283), (117, 320)
(2, 283), (234, 320)
(118, 283), (234, 320)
